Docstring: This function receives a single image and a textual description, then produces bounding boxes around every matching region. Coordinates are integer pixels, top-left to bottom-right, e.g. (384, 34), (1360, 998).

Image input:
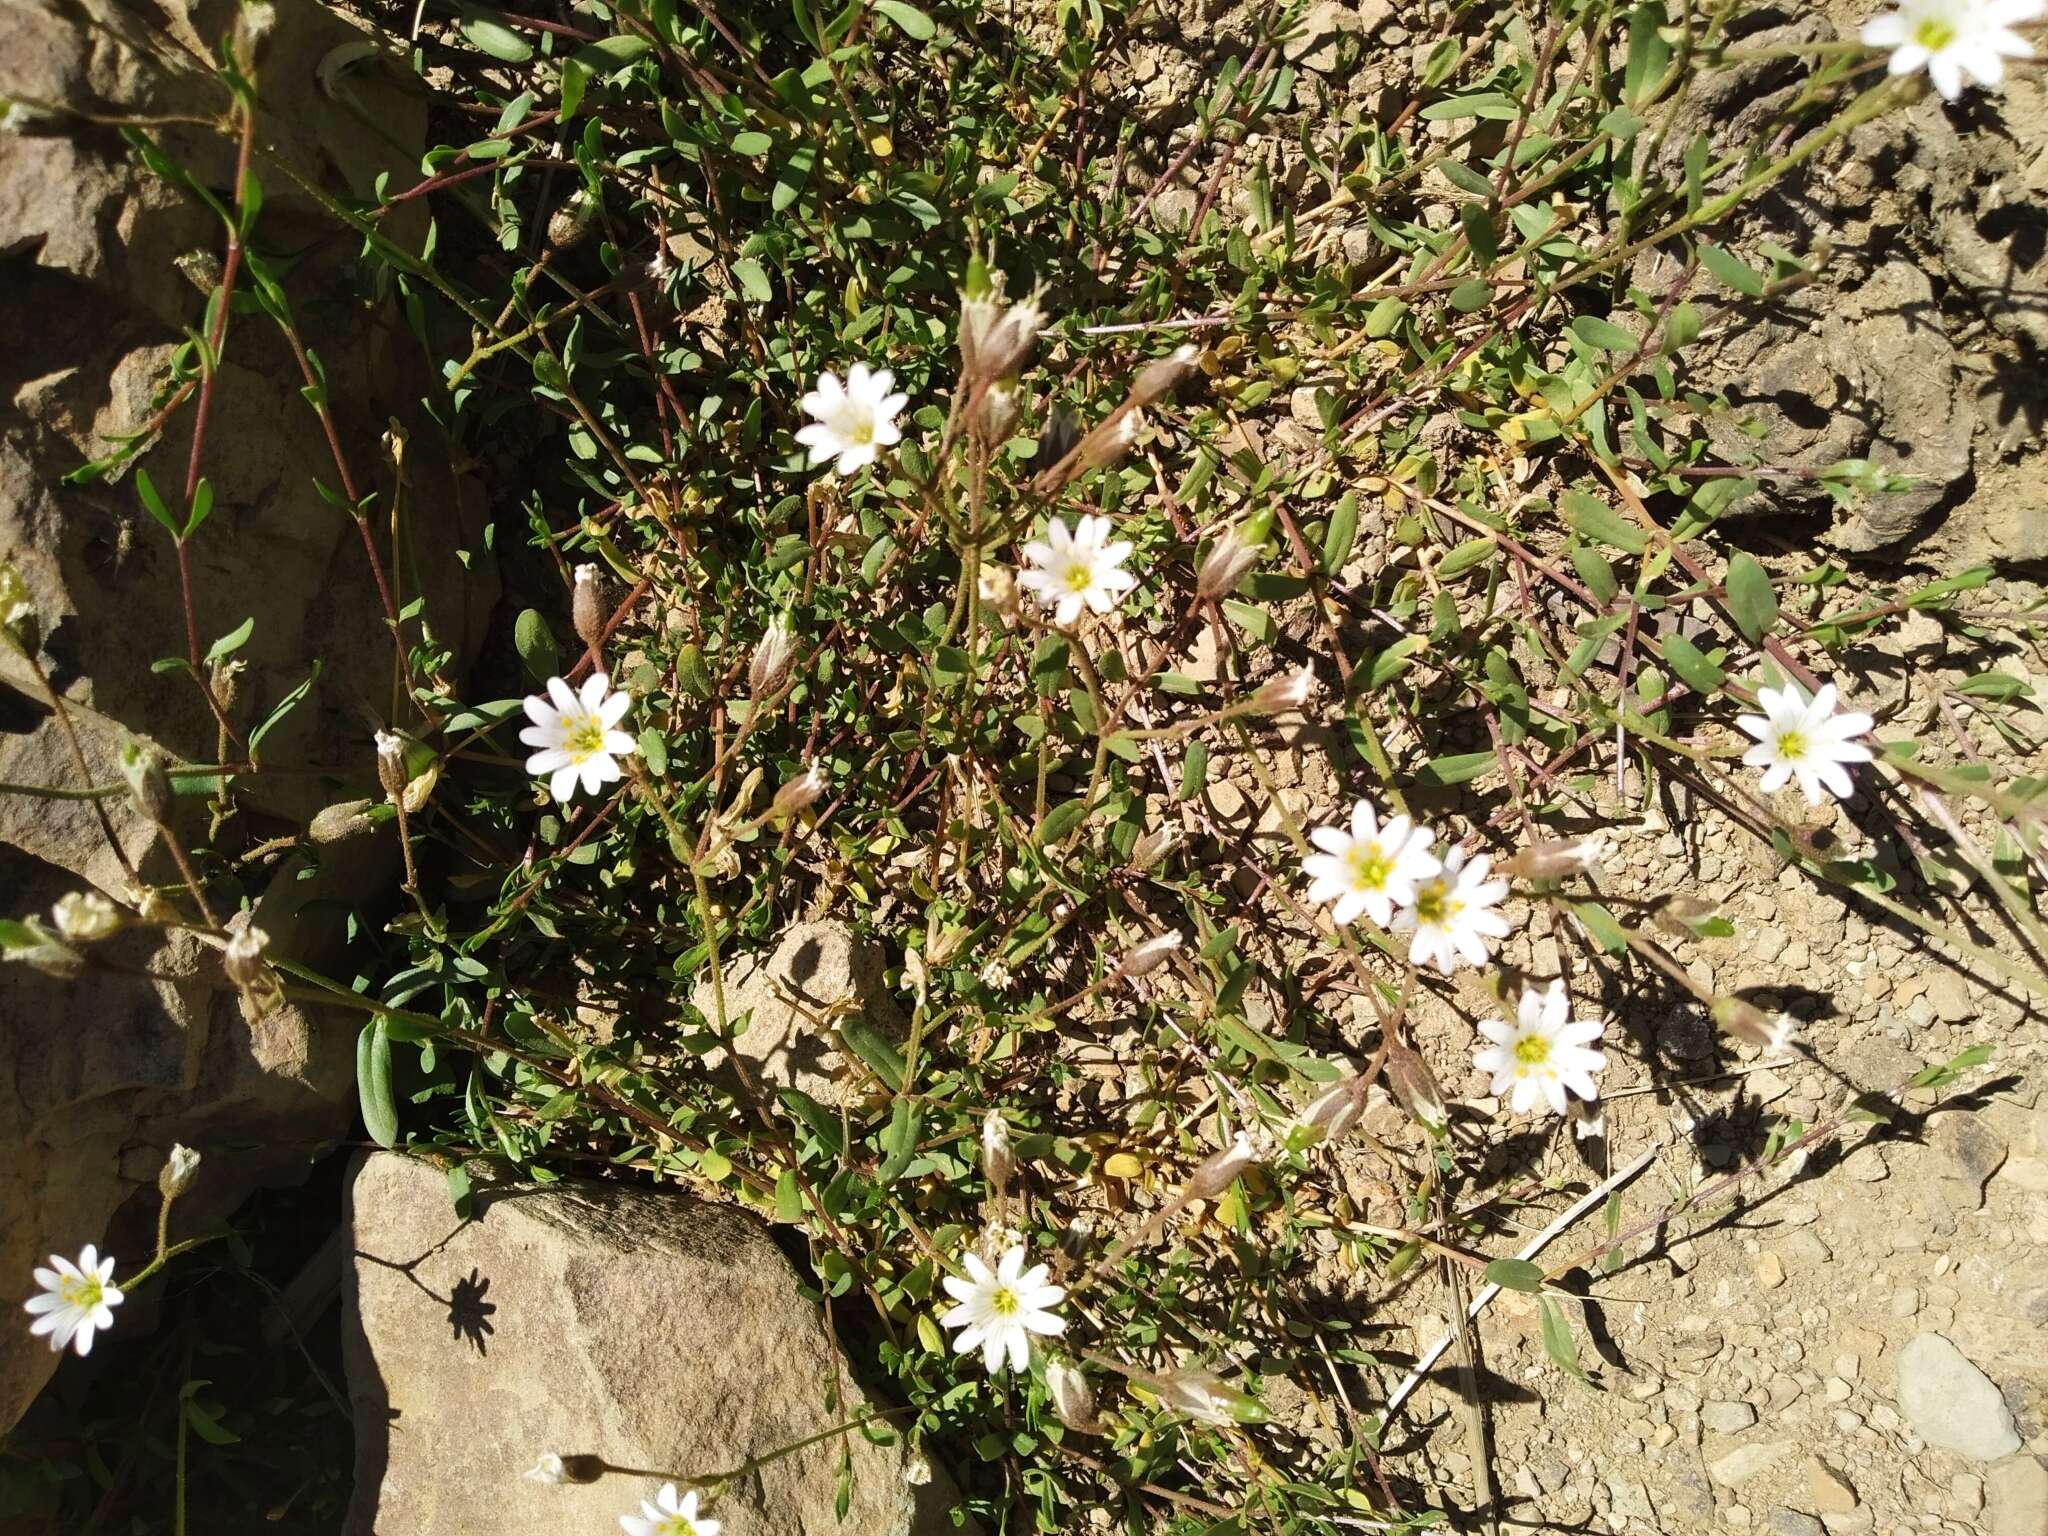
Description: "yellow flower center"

(1064, 562), (1095, 594)
(563, 715), (606, 761)
(1912, 18), (1956, 50)
(62, 1275), (102, 1310)
(1514, 1034), (1552, 1068)
(989, 1284), (1020, 1316)
(1412, 883), (1457, 926)
(1347, 843), (1392, 893)
(1775, 728), (1807, 764)
(845, 408), (875, 446)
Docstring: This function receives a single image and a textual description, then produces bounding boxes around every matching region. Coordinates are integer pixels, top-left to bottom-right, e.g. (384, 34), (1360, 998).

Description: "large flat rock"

(342, 1152), (949, 1535)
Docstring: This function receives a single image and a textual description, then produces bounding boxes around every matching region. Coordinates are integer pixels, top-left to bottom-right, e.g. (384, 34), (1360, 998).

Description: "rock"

(1704, 1400), (1760, 1433)
(1896, 1333), (2022, 1460)
(1770, 1513), (1826, 1536)
(1932, 1115), (2006, 1206)
(1987, 1456), (2048, 1536)
(1281, 0), (1393, 73)
(1711, 1442), (1792, 1487)
(691, 921), (908, 1109)
(1925, 971), (1972, 1023)
(1757, 1251), (1787, 1289)
(1807, 1459), (1858, 1512)
(343, 1153), (947, 1536)
(0, 0), (491, 1433)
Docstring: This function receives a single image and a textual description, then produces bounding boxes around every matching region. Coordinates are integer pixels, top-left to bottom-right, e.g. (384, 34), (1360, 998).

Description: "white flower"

(795, 363), (907, 476)
(1736, 681), (1875, 806)
(1302, 800), (1440, 928)
(1861, 0), (2041, 99)
(519, 674), (636, 803)
(1473, 981), (1608, 1118)
(51, 890), (122, 943)
(938, 1244), (1066, 1374)
(1017, 514), (1138, 625)
(523, 1452), (566, 1485)
(1395, 846), (1511, 974)
(620, 1482), (719, 1536)
(24, 1244), (123, 1357)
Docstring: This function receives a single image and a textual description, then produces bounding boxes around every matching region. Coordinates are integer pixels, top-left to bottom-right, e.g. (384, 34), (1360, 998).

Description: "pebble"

(1712, 1443), (1793, 1487)
(1949, 1472), (1983, 1517)
(1925, 971), (1972, 1022)
(1986, 1455), (2048, 1536)
(1726, 1506), (1753, 1529)
(1808, 1459), (1860, 1513)
(1890, 1288), (1919, 1319)
(1771, 1513), (1826, 1536)
(1758, 1252), (1787, 1289)
(1896, 1333), (2022, 1461)
(1782, 1230), (1834, 1266)
(1706, 1400), (1760, 1433)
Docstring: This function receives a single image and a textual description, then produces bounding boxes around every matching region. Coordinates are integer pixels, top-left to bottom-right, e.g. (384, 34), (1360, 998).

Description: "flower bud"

(1128, 824), (1182, 873)
(0, 917), (82, 979)
(771, 764), (828, 817)
(1150, 1367), (1259, 1426)
(981, 1110), (1014, 1197)
(0, 559), (38, 651)
(522, 1453), (565, 1485)
(968, 378), (1020, 444)
(1182, 1130), (1266, 1202)
(1712, 995), (1796, 1055)
(118, 742), (174, 828)
(1500, 834), (1608, 883)
(520, 1451), (600, 1484)
(1384, 1037), (1448, 1136)
(902, 1450), (933, 1486)
(52, 891), (123, 944)
(1129, 344), (1202, 408)
(546, 189), (597, 251)
(748, 616), (796, 699)
(1196, 521), (1262, 600)
(571, 563), (605, 651)
(158, 1143), (201, 1199)
(1111, 929), (1182, 982)
(224, 925), (271, 988)
(231, 0), (277, 69)
(1291, 1075), (1367, 1145)
(1077, 408), (1141, 473)
(976, 562), (1018, 620)
(1047, 1359), (1100, 1433)
(374, 730), (408, 805)
(1245, 667), (1315, 716)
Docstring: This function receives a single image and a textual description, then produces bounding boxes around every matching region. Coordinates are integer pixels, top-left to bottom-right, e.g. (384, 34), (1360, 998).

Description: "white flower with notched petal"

(796, 363), (907, 476)
(1473, 981), (1608, 1118)
(520, 674), (636, 804)
(1395, 846), (1511, 974)
(1736, 681), (1875, 806)
(939, 1244), (1066, 1374)
(25, 1244), (123, 1356)
(619, 1482), (719, 1536)
(1017, 514), (1137, 625)
(1302, 800), (1441, 928)
(1861, 0), (2041, 99)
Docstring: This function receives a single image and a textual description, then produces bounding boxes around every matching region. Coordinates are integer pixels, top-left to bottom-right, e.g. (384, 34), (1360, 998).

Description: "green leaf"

(204, 616), (254, 665)
(1420, 91), (1521, 121)
(1954, 672), (2031, 702)
(1571, 900), (1629, 953)
(1321, 493), (1359, 573)
(637, 727), (669, 776)
(135, 467), (181, 540)
(1624, 2), (1672, 106)
(459, 10), (533, 61)
(1563, 490), (1646, 554)
(357, 1018), (399, 1147)
(1540, 1297), (1591, 1384)
(1570, 315), (1638, 353)
(876, 1099), (921, 1183)
(447, 1164), (474, 1219)
(1414, 750), (1495, 786)
(1179, 738), (1208, 800)
(1485, 1257), (1546, 1293)
(1364, 636), (1426, 691)
(730, 129), (774, 156)
(181, 1390), (242, 1446)
(573, 34), (654, 69)
(1724, 553), (1778, 643)
(184, 477), (215, 538)
(1449, 278), (1492, 312)
(872, 0), (936, 39)
(1037, 798), (1089, 845)
(730, 257), (773, 304)
(1659, 630), (1726, 693)
(1699, 242), (1765, 298)
(249, 662), (318, 765)
(513, 608), (560, 682)
(558, 57), (590, 118)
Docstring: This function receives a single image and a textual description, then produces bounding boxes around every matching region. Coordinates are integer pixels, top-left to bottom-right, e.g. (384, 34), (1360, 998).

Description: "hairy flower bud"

(1182, 1130), (1267, 1202)
(1129, 344), (1202, 408)
(118, 742), (174, 828)
(0, 559), (38, 652)
(1712, 995), (1796, 1055)
(772, 764), (827, 817)
(749, 617), (797, 699)
(1245, 667), (1315, 716)
(1047, 1359), (1100, 1433)
(1291, 1074), (1368, 1145)
(571, 563), (605, 651)
(52, 891), (123, 944)
(159, 1143), (201, 1199)
(1076, 408), (1141, 473)
(1384, 1037), (1448, 1136)
(546, 189), (597, 251)
(374, 730), (408, 805)
(976, 561), (1018, 620)
(1129, 823), (1182, 873)
(224, 925), (271, 988)
(1196, 522), (1264, 600)
(1112, 929), (1183, 982)
(1150, 1367), (1258, 1426)
(968, 378), (1020, 444)
(1500, 834), (1608, 883)
(981, 1109), (1014, 1197)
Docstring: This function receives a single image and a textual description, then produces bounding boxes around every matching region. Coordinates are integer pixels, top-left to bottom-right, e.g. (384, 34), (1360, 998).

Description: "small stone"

(1896, 1333), (2022, 1461)
(1933, 1115), (2006, 1200)
(1770, 1513), (1826, 1536)
(1758, 1252), (1787, 1289)
(1607, 1477), (1656, 1521)
(1713, 1443), (1793, 1487)
(1808, 1458), (1859, 1513)
(1706, 1400), (1760, 1433)
(1949, 1472), (1983, 1517)
(1986, 1456), (2048, 1536)
(1781, 1230), (1833, 1267)
(1726, 1506), (1754, 1529)
(1818, 1509), (1873, 1535)
(1891, 1287), (1920, 1318)
(1925, 971), (1971, 1022)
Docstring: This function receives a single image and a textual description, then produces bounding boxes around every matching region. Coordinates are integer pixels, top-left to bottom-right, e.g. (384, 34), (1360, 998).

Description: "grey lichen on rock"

(342, 1152), (953, 1536)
